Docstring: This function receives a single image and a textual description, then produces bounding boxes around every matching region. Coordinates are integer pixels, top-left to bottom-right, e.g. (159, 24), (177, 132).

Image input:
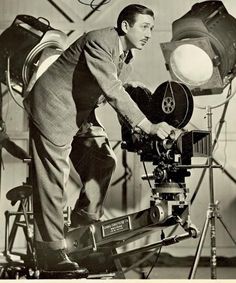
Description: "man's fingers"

(127, 81), (148, 89)
(151, 122), (177, 139)
(156, 127), (171, 140)
(169, 130), (176, 140)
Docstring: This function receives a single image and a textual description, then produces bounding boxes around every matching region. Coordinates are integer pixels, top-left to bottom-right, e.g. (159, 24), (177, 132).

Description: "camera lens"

(162, 138), (174, 150)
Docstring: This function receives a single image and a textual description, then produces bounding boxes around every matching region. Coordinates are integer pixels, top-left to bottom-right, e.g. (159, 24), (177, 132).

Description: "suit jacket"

(24, 27), (146, 146)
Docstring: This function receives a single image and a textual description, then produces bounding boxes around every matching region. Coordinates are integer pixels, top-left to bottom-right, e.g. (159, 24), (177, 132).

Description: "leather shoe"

(37, 248), (88, 274)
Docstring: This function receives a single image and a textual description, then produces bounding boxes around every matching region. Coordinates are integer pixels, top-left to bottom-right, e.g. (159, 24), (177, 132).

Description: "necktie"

(118, 52), (126, 75)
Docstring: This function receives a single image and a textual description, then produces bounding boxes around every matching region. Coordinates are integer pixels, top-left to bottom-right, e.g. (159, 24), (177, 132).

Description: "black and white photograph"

(0, 0), (236, 280)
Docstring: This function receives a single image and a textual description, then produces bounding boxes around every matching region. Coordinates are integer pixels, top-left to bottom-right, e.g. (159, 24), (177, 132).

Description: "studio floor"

(117, 252), (236, 280)
(126, 267), (236, 280)
(1, 252), (236, 280)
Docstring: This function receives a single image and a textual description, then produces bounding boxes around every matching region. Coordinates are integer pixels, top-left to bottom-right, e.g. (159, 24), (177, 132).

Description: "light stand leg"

(189, 107), (218, 279)
(189, 200), (236, 279)
(188, 208), (210, 279)
(217, 216), (236, 245)
(214, 201), (236, 245)
(209, 205), (217, 279)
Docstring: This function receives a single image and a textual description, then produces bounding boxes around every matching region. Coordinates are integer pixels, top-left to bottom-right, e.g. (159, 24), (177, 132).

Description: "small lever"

(89, 224), (97, 251)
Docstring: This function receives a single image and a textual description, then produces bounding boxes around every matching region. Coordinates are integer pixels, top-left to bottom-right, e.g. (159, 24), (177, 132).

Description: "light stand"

(188, 86), (236, 279)
(160, 1), (236, 277)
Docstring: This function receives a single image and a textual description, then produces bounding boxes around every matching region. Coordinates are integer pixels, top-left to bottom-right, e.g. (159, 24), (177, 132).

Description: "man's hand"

(150, 122), (176, 140)
(124, 81), (149, 89)
(137, 118), (176, 140)
(173, 128), (185, 140)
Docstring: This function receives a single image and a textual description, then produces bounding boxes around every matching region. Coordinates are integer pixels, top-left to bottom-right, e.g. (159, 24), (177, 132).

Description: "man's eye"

(142, 25), (154, 31)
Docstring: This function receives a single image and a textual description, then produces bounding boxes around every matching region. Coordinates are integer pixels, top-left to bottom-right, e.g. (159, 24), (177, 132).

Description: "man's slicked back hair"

(117, 4), (154, 34)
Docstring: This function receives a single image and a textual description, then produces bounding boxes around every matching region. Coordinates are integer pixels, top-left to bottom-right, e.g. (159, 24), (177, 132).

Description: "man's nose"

(145, 28), (152, 38)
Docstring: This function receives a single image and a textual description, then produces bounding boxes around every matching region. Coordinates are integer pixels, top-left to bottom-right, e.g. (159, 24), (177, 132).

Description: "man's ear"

(121, 20), (130, 34)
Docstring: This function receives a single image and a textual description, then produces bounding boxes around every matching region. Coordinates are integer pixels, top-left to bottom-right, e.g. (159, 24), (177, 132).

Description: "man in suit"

(24, 4), (176, 272)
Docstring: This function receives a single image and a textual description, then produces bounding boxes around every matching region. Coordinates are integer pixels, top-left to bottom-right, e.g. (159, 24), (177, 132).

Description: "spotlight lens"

(170, 44), (213, 86)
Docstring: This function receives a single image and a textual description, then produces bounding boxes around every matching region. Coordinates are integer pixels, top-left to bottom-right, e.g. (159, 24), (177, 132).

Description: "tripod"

(189, 89), (236, 279)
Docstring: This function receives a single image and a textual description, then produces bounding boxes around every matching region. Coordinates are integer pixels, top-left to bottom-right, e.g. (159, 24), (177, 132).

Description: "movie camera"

(119, 81), (210, 226)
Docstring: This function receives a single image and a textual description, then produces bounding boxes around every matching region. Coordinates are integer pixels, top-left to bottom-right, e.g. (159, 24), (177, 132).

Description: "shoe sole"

(39, 269), (89, 279)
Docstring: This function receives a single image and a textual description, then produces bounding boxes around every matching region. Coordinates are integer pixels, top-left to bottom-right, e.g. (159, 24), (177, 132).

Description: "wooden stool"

(4, 184), (35, 264)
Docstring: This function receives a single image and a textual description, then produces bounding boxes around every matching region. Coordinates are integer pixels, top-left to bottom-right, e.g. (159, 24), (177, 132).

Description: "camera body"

(121, 128), (210, 224)
(121, 128), (210, 164)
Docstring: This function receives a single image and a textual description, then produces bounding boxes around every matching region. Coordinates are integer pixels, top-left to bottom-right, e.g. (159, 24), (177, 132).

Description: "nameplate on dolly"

(101, 216), (131, 238)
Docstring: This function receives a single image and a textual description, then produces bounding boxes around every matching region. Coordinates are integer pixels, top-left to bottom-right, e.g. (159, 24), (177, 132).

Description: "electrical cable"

(142, 161), (152, 188)
(90, 0), (111, 10)
(6, 57), (25, 110)
(222, 120), (228, 168)
(77, 0), (93, 7)
(213, 120), (221, 154)
(196, 79), (235, 110)
(78, 0), (111, 10)
(145, 246), (162, 279)
(3, 89), (10, 125)
(212, 82), (232, 166)
(90, 0), (96, 10)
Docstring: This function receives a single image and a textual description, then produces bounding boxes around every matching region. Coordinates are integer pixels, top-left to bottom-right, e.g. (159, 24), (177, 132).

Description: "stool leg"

(8, 205), (23, 253)
(21, 199), (37, 268)
(4, 211), (10, 258)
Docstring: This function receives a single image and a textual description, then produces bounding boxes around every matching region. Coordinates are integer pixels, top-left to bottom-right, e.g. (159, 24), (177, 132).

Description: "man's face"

(124, 14), (154, 50)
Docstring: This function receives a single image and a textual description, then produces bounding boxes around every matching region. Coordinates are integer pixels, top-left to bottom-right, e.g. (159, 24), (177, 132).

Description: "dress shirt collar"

(118, 37), (133, 64)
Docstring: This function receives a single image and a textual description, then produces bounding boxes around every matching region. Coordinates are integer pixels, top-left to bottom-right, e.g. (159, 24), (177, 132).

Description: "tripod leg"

(188, 212), (210, 279)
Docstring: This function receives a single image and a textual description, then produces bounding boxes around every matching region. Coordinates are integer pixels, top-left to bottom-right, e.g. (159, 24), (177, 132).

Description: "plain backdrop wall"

(0, 0), (236, 259)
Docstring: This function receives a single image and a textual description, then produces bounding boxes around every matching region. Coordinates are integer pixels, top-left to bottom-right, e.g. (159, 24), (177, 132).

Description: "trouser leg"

(30, 123), (72, 250)
(70, 132), (117, 221)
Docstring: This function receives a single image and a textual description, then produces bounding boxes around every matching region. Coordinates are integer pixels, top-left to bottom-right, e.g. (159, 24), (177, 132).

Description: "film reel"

(124, 80), (193, 128)
(151, 81), (193, 128)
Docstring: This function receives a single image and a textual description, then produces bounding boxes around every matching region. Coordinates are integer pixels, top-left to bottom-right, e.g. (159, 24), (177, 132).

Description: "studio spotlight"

(161, 1), (236, 95)
(0, 15), (67, 95)
(160, 1), (236, 280)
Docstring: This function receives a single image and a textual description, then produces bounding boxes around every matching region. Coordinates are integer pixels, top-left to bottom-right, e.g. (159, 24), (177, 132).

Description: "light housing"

(161, 1), (236, 95)
(0, 15), (67, 95)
